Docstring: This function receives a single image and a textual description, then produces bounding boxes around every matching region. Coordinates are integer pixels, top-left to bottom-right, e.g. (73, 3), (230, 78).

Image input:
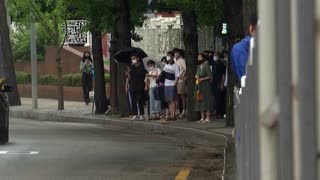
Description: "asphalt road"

(0, 118), (223, 180)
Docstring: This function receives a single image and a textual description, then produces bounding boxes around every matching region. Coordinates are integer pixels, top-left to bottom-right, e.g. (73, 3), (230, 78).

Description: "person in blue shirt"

(231, 13), (257, 82)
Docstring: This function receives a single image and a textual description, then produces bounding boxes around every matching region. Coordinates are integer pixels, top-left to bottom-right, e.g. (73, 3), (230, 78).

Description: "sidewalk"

(9, 98), (235, 179)
(11, 98), (232, 137)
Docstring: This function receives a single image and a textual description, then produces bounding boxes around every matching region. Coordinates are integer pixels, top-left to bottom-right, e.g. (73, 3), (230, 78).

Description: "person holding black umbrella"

(126, 53), (148, 121)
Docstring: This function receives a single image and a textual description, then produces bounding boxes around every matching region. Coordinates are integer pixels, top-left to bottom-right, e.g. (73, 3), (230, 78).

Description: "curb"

(10, 109), (230, 179)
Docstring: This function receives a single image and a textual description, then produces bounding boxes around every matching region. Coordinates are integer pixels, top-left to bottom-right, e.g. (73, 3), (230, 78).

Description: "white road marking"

(0, 151), (9, 154)
(0, 151), (39, 155)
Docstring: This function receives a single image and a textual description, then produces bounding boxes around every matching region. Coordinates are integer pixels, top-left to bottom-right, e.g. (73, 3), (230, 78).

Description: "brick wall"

(15, 46), (90, 75)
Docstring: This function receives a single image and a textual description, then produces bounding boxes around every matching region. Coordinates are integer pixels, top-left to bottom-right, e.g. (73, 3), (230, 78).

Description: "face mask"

(162, 62), (166, 65)
(166, 56), (171, 61)
(149, 67), (155, 71)
(214, 56), (219, 61)
(132, 60), (137, 64)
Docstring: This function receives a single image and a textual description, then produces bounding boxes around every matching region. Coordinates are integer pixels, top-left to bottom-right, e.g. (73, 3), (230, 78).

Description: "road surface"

(0, 118), (223, 180)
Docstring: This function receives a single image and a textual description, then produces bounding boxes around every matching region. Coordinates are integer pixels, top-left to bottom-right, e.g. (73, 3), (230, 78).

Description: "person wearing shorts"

(163, 51), (180, 121)
(174, 48), (187, 117)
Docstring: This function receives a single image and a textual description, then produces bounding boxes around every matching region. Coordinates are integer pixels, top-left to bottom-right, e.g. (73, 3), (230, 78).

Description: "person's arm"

(145, 74), (150, 91)
(174, 65), (180, 86)
(199, 64), (211, 82)
(80, 61), (86, 71)
(125, 76), (129, 95)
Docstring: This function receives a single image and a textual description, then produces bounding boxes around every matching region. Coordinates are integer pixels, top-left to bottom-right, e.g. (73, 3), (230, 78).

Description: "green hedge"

(15, 72), (110, 87)
(16, 72), (31, 84)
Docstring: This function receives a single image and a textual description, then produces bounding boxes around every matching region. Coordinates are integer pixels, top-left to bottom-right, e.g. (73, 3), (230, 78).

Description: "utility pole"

(30, 13), (38, 109)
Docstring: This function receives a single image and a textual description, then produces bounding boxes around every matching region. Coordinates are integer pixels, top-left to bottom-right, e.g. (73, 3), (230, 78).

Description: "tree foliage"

(11, 24), (56, 62)
(157, 0), (223, 26)
(9, 0), (71, 110)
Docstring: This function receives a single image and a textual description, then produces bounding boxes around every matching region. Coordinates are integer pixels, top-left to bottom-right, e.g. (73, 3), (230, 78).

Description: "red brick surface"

(15, 47), (90, 75)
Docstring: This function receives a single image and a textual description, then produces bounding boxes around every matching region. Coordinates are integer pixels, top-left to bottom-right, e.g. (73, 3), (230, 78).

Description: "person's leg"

(136, 90), (145, 120)
(149, 88), (155, 119)
(83, 74), (90, 104)
(130, 90), (138, 120)
(154, 99), (161, 119)
(82, 74), (87, 103)
(172, 86), (177, 118)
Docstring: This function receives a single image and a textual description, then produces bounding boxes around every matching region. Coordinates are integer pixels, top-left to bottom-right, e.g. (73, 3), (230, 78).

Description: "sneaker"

(139, 115), (145, 121)
(131, 115), (138, 121)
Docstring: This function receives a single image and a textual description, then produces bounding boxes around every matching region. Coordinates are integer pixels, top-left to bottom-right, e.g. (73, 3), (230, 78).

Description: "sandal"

(201, 119), (210, 124)
(197, 119), (204, 123)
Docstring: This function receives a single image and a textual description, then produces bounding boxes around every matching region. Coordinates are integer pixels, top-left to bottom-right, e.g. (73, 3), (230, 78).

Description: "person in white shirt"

(146, 60), (162, 120)
(163, 51), (180, 121)
(173, 48), (187, 118)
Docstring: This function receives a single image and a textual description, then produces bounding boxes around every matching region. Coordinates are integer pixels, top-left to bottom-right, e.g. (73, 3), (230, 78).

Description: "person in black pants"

(126, 53), (147, 121)
(212, 52), (226, 118)
(80, 51), (93, 105)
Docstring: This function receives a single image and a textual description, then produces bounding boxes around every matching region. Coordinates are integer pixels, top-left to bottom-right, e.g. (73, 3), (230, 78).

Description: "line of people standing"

(126, 48), (227, 122)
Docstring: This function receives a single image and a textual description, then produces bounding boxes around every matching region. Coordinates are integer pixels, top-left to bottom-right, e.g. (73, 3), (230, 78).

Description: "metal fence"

(234, 0), (318, 180)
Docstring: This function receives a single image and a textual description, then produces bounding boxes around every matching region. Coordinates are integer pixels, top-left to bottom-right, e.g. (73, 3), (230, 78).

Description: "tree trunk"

(92, 30), (107, 114)
(0, 0), (21, 106)
(224, 0), (244, 126)
(54, 16), (64, 110)
(116, 0), (131, 117)
(182, 11), (199, 121)
(109, 33), (119, 114)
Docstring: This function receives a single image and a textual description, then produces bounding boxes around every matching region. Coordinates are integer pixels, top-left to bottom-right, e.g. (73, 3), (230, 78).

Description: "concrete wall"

(132, 26), (215, 61)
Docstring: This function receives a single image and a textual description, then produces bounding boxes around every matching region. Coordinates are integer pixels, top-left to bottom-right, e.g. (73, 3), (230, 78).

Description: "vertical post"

(5, 0), (10, 27)
(276, 0), (293, 179)
(316, 1), (320, 179)
(30, 13), (37, 109)
(291, 0), (317, 179)
(258, 0), (279, 179)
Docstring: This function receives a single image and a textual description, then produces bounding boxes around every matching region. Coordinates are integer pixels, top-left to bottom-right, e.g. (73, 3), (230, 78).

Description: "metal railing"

(234, 0), (318, 179)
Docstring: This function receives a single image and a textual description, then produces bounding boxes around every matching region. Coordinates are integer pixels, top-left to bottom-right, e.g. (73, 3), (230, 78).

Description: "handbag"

(196, 90), (204, 102)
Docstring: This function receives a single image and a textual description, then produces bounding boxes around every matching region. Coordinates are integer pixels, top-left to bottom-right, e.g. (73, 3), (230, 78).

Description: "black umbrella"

(114, 47), (148, 64)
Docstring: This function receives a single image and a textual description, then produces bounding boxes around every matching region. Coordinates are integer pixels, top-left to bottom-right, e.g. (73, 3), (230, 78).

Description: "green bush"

(39, 74), (57, 86)
(72, 74), (82, 86)
(16, 72), (31, 84)
(62, 74), (73, 86)
(16, 71), (110, 86)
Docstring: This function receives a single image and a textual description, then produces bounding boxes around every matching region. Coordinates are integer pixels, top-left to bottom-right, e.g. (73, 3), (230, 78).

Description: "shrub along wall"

(16, 71), (110, 86)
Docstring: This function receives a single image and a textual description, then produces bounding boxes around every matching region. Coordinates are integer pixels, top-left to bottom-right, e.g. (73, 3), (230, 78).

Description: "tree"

(71, 0), (146, 115)
(224, 0), (244, 127)
(71, 0), (115, 114)
(109, 0), (147, 116)
(11, 24), (56, 62)
(9, 0), (69, 110)
(0, 0), (21, 106)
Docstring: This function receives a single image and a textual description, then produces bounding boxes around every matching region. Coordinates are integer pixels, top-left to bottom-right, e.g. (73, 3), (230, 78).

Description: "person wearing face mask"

(163, 51), (180, 121)
(173, 48), (187, 118)
(194, 53), (213, 123)
(211, 52), (226, 118)
(159, 56), (169, 118)
(126, 53), (148, 121)
(80, 51), (94, 105)
(146, 60), (162, 120)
